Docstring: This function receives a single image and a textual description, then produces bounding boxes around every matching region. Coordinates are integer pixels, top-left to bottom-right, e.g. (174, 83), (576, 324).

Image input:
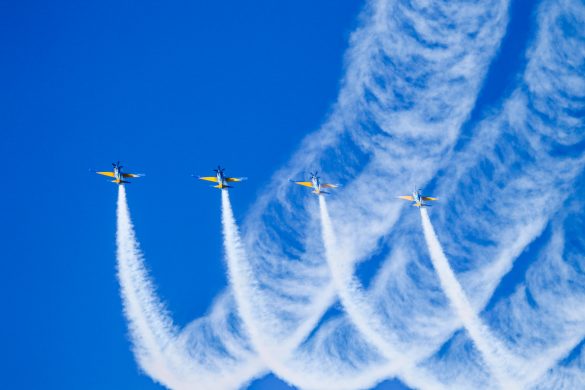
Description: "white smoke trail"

(116, 185), (182, 388)
(318, 195), (465, 389)
(220, 189), (332, 388)
(117, 186), (264, 390)
(318, 196), (420, 371)
(224, 190), (413, 389)
(419, 207), (520, 388)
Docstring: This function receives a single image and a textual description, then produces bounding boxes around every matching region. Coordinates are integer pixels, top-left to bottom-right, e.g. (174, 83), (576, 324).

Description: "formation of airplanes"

(94, 162), (438, 206)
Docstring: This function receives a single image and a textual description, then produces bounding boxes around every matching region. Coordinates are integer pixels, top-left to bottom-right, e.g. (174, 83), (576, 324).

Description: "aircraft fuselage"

(216, 171), (227, 188)
(114, 167), (122, 182)
(312, 176), (321, 194)
(413, 190), (427, 207)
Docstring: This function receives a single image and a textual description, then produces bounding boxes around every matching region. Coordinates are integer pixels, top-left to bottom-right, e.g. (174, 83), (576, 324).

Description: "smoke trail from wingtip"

(419, 207), (520, 389)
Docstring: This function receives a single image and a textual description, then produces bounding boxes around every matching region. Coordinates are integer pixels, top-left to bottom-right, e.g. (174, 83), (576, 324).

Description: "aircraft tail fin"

(213, 184), (233, 189)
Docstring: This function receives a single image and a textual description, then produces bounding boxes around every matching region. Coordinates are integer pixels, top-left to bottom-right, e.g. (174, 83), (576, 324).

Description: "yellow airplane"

(197, 166), (247, 189)
(398, 187), (438, 207)
(291, 171), (339, 195)
(95, 161), (144, 184)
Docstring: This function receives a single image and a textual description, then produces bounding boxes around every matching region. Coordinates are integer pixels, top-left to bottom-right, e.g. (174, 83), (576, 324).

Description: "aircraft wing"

(122, 173), (143, 178)
(226, 177), (247, 182)
(199, 176), (219, 182)
(398, 195), (414, 201)
(292, 181), (313, 188)
(421, 196), (438, 201)
(321, 183), (339, 189)
(96, 171), (115, 177)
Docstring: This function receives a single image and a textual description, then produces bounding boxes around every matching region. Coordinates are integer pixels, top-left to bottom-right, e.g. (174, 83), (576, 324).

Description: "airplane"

(197, 165), (247, 189)
(290, 171), (339, 195)
(95, 161), (144, 184)
(398, 187), (438, 207)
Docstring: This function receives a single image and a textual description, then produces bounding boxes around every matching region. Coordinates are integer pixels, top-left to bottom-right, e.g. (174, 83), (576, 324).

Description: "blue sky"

(2, 0), (584, 389)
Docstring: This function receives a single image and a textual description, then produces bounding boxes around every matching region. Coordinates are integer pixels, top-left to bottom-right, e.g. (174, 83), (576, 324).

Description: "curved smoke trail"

(318, 195), (423, 375)
(419, 207), (519, 388)
(116, 186), (263, 390)
(222, 188), (386, 389)
(116, 185), (181, 388)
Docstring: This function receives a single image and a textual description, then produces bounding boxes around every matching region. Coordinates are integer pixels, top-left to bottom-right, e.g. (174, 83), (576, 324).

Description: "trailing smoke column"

(419, 207), (519, 389)
(318, 196), (410, 371)
(220, 190), (259, 340)
(116, 186), (180, 388)
(219, 191), (273, 361)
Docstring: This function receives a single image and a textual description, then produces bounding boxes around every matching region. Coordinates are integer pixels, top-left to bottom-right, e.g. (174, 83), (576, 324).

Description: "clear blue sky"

(2, 0), (582, 389)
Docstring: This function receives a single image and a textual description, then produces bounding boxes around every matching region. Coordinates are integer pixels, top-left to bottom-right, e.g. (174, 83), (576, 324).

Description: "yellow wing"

(199, 176), (219, 182)
(422, 196), (438, 201)
(398, 195), (414, 201)
(122, 173), (142, 178)
(294, 181), (313, 188)
(322, 183), (339, 189)
(226, 177), (246, 182)
(96, 171), (115, 178)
